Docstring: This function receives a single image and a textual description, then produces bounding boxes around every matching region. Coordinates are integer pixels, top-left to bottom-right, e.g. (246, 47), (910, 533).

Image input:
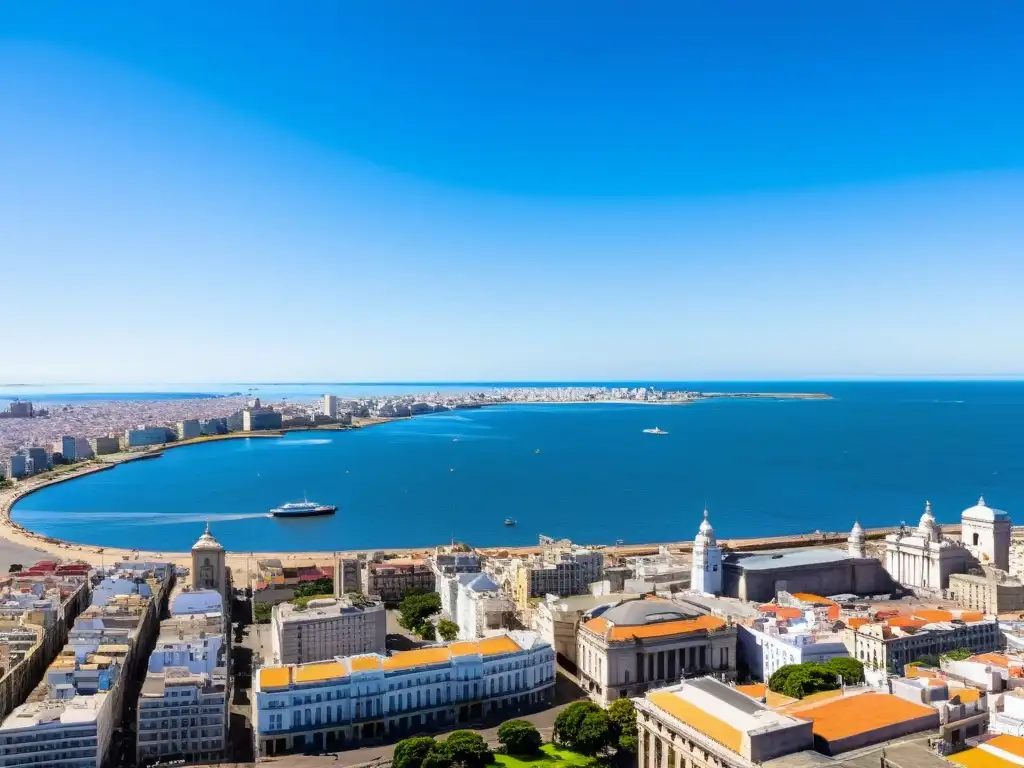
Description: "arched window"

(973, 533), (980, 546)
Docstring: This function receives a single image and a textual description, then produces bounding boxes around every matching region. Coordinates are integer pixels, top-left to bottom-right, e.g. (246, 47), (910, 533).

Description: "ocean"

(9, 381), (1024, 553)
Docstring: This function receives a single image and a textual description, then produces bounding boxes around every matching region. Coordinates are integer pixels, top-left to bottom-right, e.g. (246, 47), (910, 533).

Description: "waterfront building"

(690, 510), (722, 595)
(125, 426), (172, 448)
(225, 410), (244, 432)
(962, 496), (1013, 571)
(722, 523), (892, 602)
(334, 558), (364, 596)
(576, 595), (736, 706)
(253, 631), (555, 757)
(243, 408), (282, 431)
(53, 436), (76, 462)
(271, 596), (386, 665)
(177, 419), (202, 440)
(26, 447), (49, 473)
(949, 571), (1024, 615)
(200, 418), (227, 436)
(5, 454), (27, 479)
(191, 523), (229, 605)
(842, 609), (1000, 674)
(362, 559), (435, 603)
(323, 394), (338, 419)
(454, 574), (515, 641)
(88, 436), (120, 455)
(137, 667), (227, 765)
(531, 593), (640, 667)
(507, 541), (604, 610)
(4, 401), (33, 418)
(73, 438), (93, 460)
(738, 609), (849, 681)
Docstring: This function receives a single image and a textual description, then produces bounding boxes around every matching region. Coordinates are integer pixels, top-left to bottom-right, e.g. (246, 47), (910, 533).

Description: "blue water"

(10, 381), (1024, 552)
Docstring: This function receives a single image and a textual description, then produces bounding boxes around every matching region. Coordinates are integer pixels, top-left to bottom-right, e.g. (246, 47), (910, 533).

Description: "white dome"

(917, 501), (942, 542)
(192, 521), (225, 553)
(962, 495), (1009, 522)
(695, 509), (716, 546)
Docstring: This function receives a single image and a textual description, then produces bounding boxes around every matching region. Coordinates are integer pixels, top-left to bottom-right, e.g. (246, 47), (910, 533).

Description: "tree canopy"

(438, 619), (460, 642)
(768, 663), (839, 699)
(399, 591), (442, 635)
(436, 730), (492, 768)
(607, 698), (639, 759)
(824, 657), (864, 684)
(393, 736), (437, 768)
(497, 719), (542, 755)
(294, 577), (335, 598)
(554, 701), (611, 755)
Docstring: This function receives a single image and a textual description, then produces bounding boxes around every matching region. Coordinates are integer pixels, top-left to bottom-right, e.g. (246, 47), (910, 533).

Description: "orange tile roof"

(949, 688), (981, 703)
(348, 655), (382, 672)
(972, 653), (1010, 668)
(845, 617), (870, 629)
(912, 609), (953, 623)
(961, 611), (985, 622)
(791, 593), (837, 606)
(904, 665), (938, 679)
(887, 616), (927, 630)
(986, 735), (1024, 759)
(736, 683), (767, 700)
(382, 647), (451, 671)
(259, 667), (291, 689)
(294, 662), (347, 684)
(584, 614), (726, 641)
(777, 688), (845, 714)
(949, 747), (1017, 768)
(801, 692), (936, 742)
(649, 691), (743, 753)
(766, 690), (797, 708)
(449, 636), (521, 658)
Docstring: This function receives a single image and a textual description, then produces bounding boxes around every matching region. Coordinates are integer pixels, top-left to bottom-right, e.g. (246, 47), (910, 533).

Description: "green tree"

(253, 602), (273, 623)
(294, 577), (335, 598)
(436, 730), (492, 768)
(399, 592), (442, 633)
(576, 711), (612, 756)
(438, 619), (460, 642)
(554, 701), (602, 747)
(607, 698), (639, 758)
(418, 622), (437, 641)
(497, 720), (542, 755)
(824, 657), (864, 684)
(7, 564), (22, 573)
(394, 737), (437, 768)
(768, 663), (839, 699)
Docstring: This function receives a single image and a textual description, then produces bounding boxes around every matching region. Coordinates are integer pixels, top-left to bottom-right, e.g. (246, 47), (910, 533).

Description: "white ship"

(271, 498), (337, 518)
(642, 427), (669, 435)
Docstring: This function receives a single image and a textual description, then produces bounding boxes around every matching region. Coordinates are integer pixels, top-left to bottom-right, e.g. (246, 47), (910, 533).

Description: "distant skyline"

(3, 3), (1023, 382)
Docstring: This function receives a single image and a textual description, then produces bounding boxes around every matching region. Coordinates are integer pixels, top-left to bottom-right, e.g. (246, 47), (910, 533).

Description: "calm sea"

(10, 381), (1024, 552)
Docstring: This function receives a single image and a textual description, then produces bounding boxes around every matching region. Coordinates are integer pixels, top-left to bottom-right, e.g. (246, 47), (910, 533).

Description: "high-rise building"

(59, 436), (77, 462)
(89, 436), (121, 455)
(6, 454), (28, 479)
(177, 419), (202, 440)
(323, 394), (338, 419)
(26, 447), (49, 473)
(243, 408), (283, 431)
(136, 668), (227, 765)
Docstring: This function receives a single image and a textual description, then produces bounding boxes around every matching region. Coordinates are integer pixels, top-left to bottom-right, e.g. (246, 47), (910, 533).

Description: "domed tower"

(916, 501), (942, 543)
(191, 521), (227, 601)
(848, 521), (866, 559)
(691, 509), (722, 595)
(961, 496), (1012, 570)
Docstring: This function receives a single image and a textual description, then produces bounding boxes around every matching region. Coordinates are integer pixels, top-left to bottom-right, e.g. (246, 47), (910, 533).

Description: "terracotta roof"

(887, 616), (927, 630)
(259, 667), (291, 689)
(912, 609), (953, 623)
(845, 617), (870, 629)
(972, 653), (1010, 668)
(950, 688), (981, 703)
(791, 593), (837, 605)
(648, 691), (743, 753)
(800, 692), (936, 742)
(760, 605), (803, 620)
(294, 662), (347, 684)
(961, 611), (985, 622)
(382, 647), (451, 670)
(449, 635), (521, 658)
(986, 735), (1024, 759)
(904, 666), (938, 679)
(949, 735), (1024, 768)
(583, 614), (726, 641)
(736, 683), (766, 700)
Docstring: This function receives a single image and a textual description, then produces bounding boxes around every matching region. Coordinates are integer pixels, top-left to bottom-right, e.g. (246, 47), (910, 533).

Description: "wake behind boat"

(271, 499), (337, 518)
(642, 427), (669, 435)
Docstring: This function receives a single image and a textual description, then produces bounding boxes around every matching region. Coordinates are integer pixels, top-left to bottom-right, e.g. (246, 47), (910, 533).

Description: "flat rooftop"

(949, 734), (1024, 768)
(725, 548), (852, 571)
(275, 596), (382, 622)
(0, 693), (109, 730)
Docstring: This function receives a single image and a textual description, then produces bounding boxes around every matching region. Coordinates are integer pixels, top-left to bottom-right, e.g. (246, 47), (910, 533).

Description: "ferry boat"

(271, 498), (337, 518)
(642, 427), (669, 435)
(504, 518), (517, 526)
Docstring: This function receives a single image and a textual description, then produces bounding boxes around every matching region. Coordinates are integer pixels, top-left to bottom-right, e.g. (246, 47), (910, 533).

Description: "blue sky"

(2, 2), (1023, 382)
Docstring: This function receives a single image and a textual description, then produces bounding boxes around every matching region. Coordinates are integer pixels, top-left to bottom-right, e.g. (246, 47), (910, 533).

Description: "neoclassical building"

(885, 497), (1011, 594)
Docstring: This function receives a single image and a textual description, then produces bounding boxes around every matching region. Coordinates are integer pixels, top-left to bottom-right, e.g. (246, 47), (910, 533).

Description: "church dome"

(917, 501), (942, 541)
(192, 522), (224, 552)
(962, 496), (1009, 522)
(695, 509), (716, 546)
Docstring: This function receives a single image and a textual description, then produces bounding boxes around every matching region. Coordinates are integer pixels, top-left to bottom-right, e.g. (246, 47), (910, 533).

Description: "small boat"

(271, 496), (337, 518)
(504, 518), (517, 526)
(643, 427), (669, 435)
(535, 448), (541, 454)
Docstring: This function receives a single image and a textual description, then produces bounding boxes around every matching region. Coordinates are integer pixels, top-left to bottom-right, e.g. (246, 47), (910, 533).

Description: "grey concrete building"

(722, 547), (894, 603)
(270, 596), (385, 665)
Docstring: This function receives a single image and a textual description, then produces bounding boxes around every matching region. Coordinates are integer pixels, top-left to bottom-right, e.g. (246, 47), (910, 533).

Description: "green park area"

(495, 744), (596, 768)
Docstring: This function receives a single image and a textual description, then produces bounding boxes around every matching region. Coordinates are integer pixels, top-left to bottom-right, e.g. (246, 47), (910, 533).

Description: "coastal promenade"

(1, 444), (934, 583)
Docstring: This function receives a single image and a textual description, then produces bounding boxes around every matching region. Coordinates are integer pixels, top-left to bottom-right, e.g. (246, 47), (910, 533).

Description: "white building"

(137, 667), (227, 765)
(453, 574), (514, 640)
(849, 521), (867, 558)
(323, 394), (338, 419)
(271, 596), (386, 665)
(148, 613), (225, 676)
(253, 631), (555, 757)
(90, 575), (152, 607)
(992, 688), (1024, 736)
(690, 510), (722, 595)
(171, 588), (224, 618)
(191, 524), (229, 605)
(738, 615), (850, 681)
(962, 497), (1012, 572)
(0, 694), (115, 768)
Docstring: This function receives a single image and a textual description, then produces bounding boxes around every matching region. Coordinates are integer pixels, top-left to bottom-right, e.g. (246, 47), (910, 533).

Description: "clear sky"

(2, 2), (1023, 383)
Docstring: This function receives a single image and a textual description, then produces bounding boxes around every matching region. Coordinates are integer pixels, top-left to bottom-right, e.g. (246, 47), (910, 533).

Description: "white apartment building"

(136, 667), (228, 765)
(0, 694), (115, 768)
(454, 574), (514, 641)
(323, 395), (338, 419)
(271, 597), (386, 665)
(738, 617), (849, 681)
(509, 544), (604, 609)
(148, 614), (224, 676)
(253, 631), (555, 757)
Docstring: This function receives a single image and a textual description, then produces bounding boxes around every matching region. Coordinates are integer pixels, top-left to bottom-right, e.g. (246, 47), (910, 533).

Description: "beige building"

(531, 593), (641, 667)
(949, 571), (1024, 615)
(271, 596), (386, 665)
(842, 612), (1000, 674)
(576, 596), (736, 706)
(508, 544), (604, 610)
(191, 523), (229, 605)
(362, 559), (434, 603)
(137, 667), (227, 764)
